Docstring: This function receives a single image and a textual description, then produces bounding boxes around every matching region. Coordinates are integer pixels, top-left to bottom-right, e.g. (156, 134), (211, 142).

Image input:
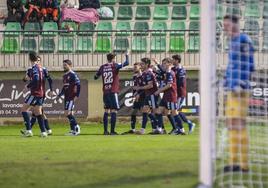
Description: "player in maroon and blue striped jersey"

(154, 58), (185, 135)
(134, 58), (160, 134)
(21, 52), (53, 137)
(94, 51), (129, 135)
(172, 54), (195, 134)
(21, 56), (53, 135)
(57, 59), (81, 136)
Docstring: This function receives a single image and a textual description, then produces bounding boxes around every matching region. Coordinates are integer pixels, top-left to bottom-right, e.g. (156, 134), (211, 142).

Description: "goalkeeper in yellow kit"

(223, 15), (255, 173)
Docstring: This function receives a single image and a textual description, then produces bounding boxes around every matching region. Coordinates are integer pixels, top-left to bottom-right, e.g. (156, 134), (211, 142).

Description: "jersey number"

(103, 72), (113, 84)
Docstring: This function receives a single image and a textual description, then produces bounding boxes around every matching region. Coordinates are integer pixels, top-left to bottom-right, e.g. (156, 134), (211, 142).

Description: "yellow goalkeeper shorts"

(225, 91), (250, 118)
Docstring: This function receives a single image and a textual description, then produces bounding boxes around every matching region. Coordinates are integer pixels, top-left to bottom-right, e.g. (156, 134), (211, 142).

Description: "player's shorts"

(24, 95), (44, 106)
(144, 95), (158, 109)
(159, 99), (178, 110)
(64, 100), (75, 111)
(225, 91), (250, 118)
(103, 93), (120, 110)
(177, 97), (185, 110)
(133, 96), (145, 110)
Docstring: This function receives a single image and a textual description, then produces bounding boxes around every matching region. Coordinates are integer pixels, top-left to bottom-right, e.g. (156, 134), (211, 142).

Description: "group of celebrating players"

(20, 50), (195, 137)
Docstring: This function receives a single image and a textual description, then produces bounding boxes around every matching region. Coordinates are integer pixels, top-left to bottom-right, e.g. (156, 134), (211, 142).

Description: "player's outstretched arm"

(116, 51), (130, 70)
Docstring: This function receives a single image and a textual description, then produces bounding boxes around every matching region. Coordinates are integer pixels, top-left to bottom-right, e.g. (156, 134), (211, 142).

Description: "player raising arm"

(57, 59), (81, 136)
(94, 52), (129, 135)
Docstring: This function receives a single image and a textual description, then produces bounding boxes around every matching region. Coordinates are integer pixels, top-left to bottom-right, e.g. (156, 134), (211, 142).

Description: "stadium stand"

(0, 0), (268, 70)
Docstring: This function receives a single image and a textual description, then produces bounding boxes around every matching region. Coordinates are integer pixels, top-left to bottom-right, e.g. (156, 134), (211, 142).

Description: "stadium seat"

(169, 36), (185, 52)
(172, 6), (187, 20)
(225, 0), (239, 3)
(137, 0), (153, 4)
(153, 6), (169, 20)
(226, 6), (241, 16)
(189, 21), (200, 34)
(76, 36), (92, 53)
(131, 37), (147, 52)
(244, 3), (260, 18)
(78, 22), (95, 36)
(4, 22), (21, 36)
(152, 22), (167, 36)
(61, 21), (77, 36)
(263, 4), (268, 19)
(1, 38), (19, 53)
(42, 22), (58, 36)
(155, 0), (170, 4)
(117, 6), (133, 20)
(95, 37), (111, 53)
(170, 21), (186, 35)
(116, 22), (131, 36)
(216, 4), (223, 20)
(58, 36), (74, 53)
(136, 6), (151, 20)
(134, 22), (149, 35)
(188, 35), (200, 52)
(190, 5), (200, 20)
(101, 0), (116, 5)
(244, 20), (259, 35)
(21, 38), (37, 53)
(151, 37), (166, 52)
(100, 6), (114, 20)
(190, 0), (199, 3)
(119, 0), (134, 4)
(24, 22), (41, 36)
(114, 38), (129, 52)
(96, 22), (113, 36)
(172, 0), (187, 4)
(39, 38), (55, 53)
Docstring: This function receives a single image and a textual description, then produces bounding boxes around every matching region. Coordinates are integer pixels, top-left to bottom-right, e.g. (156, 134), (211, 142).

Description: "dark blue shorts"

(133, 96), (145, 110)
(159, 99), (178, 110)
(24, 95), (44, 106)
(64, 100), (75, 111)
(103, 93), (120, 110)
(144, 95), (158, 109)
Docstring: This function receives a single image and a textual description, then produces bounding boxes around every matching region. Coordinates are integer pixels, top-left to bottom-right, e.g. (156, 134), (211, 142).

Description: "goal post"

(200, 0), (268, 187)
(199, 0), (217, 187)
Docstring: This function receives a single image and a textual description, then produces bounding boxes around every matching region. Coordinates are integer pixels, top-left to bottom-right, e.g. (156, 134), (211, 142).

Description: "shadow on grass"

(70, 171), (196, 188)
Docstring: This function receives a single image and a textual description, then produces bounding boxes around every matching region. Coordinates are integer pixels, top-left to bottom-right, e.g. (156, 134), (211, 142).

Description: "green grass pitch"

(0, 123), (199, 188)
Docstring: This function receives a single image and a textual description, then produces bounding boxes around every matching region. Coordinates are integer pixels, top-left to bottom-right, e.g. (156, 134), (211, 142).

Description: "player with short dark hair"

(153, 58), (185, 135)
(223, 15), (255, 173)
(122, 62), (147, 135)
(21, 52), (53, 137)
(134, 58), (160, 134)
(94, 51), (129, 135)
(57, 59), (81, 136)
(21, 56), (53, 135)
(172, 54), (195, 134)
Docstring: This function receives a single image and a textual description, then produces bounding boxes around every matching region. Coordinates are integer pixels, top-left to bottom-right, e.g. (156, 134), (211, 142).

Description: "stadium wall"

(0, 70), (199, 121)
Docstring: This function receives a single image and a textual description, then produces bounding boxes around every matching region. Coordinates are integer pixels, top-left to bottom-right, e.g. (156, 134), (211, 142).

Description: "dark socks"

(156, 114), (163, 129)
(110, 112), (117, 133)
(179, 112), (189, 123)
(67, 114), (77, 131)
(148, 113), (157, 129)
(37, 115), (46, 133)
(142, 113), (148, 129)
(131, 115), (136, 130)
(167, 115), (176, 129)
(103, 112), (109, 132)
(44, 119), (50, 130)
(174, 115), (183, 129)
(30, 116), (37, 128)
(22, 112), (31, 130)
